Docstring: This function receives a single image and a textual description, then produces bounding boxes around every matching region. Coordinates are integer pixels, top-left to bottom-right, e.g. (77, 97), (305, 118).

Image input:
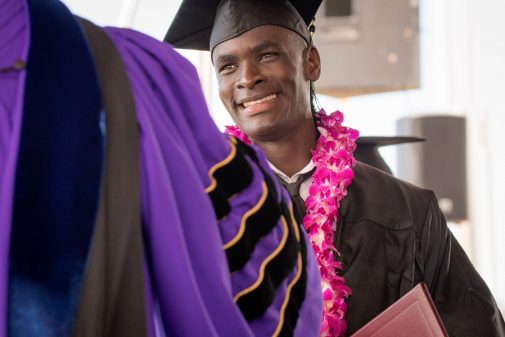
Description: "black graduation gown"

(336, 162), (505, 336)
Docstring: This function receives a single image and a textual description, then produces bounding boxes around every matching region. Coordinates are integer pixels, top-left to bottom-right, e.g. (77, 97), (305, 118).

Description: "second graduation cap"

(164, 0), (322, 52)
(355, 136), (425, 174)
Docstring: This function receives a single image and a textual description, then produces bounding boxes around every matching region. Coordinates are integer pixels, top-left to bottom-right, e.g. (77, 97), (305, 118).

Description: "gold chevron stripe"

(272, 253), (303, 337)
(205, 137), (237, 193)
(232, 215), (290, 301)
(223, 180), (268, 249)
(287, 202), (301, 242)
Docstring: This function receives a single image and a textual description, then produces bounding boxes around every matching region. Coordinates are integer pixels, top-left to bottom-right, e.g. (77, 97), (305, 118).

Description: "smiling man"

(166, 0), (505, 336)
(214, 24), (319, 179)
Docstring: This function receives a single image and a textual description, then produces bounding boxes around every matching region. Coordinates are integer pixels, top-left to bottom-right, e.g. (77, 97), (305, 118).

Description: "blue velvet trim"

(8, 0), (103, 335)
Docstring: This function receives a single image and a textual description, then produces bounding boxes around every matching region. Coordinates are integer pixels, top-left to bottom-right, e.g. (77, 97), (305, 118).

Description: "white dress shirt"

(268, 160), (314, 201)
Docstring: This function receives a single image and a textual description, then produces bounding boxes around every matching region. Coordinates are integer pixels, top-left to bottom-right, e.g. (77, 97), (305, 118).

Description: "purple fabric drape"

(0, 0), (30, 335)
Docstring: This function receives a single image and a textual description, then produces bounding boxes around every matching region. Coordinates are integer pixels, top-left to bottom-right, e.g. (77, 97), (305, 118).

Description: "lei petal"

(225, 109), (358, 337)
(224, 125), (252, 144)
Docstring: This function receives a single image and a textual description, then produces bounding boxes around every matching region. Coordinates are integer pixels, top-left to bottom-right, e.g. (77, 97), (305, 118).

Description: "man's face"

(212, 25), (320, 141)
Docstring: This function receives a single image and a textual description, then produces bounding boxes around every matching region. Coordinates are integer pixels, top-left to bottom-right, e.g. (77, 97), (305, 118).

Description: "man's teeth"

(243, 94), (277, 108)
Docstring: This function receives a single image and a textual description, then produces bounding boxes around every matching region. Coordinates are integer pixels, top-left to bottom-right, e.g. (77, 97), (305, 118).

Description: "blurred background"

(62, 0), (505, 311)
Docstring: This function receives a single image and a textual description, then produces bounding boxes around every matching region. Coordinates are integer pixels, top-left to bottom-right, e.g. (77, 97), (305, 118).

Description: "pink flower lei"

(225, 109), (359, 337)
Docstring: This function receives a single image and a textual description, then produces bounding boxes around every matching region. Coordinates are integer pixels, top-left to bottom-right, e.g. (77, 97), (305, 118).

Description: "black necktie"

(277, 167), (316, 225)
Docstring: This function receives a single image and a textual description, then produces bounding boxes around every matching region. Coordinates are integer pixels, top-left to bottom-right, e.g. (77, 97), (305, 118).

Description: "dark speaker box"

(396, 115), (467, 221)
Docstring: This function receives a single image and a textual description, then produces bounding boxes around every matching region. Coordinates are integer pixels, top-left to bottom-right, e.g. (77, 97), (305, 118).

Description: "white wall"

(466, 0), (505, 311)
(63, 0), (178, 37)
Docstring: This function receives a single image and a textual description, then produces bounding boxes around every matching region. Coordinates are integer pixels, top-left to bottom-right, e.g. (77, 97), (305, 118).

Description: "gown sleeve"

(417, 192), (505, 337)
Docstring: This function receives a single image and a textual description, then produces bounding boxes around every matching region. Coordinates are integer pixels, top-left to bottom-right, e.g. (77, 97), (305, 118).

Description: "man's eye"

(220, 64), (237, 73)
(259, 53), (277, 61)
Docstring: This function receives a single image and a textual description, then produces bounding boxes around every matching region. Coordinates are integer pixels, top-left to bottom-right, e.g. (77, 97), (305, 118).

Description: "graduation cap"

(164, 0), (323, 52)
(355, 136), (425, 174)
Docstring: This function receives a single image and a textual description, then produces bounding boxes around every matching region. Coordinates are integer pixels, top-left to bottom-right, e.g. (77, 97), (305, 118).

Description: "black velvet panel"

(209, 138), (307, 327)
(207, 141), (253, 220)
(8, 0), (103, 335)
(231, 142), (307, 325)
(236, 203), (299, 322)
(224, 171), (281, 272)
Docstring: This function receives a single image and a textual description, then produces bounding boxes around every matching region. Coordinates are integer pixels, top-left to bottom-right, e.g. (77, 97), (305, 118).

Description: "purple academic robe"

(0, 0), (322, 336)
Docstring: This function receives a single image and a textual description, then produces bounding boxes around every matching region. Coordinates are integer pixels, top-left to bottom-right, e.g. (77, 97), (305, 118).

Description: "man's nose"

(235, 62), (265, 89)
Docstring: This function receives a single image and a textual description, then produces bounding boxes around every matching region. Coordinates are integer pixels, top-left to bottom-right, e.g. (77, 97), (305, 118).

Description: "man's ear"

(304, 45), (321, 82)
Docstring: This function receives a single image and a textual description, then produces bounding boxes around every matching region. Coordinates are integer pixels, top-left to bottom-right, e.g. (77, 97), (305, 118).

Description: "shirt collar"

(268, 159), (315, 184)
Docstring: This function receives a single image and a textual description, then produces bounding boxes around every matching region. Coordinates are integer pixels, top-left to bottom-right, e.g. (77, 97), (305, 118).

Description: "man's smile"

(238, 93), (279, 115)
(240, 93), (278, 108)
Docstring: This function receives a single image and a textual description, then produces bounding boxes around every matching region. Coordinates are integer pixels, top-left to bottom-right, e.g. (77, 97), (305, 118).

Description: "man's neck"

(254, 119), (317, 178)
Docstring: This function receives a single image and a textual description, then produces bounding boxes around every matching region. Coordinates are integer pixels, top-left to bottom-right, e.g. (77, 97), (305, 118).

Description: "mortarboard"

(355, 136), (425, 174)
(164, 0), (322, 52)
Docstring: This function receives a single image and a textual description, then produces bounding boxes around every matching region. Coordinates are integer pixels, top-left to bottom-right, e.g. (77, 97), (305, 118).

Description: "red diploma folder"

(350, 283), (449, 337)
